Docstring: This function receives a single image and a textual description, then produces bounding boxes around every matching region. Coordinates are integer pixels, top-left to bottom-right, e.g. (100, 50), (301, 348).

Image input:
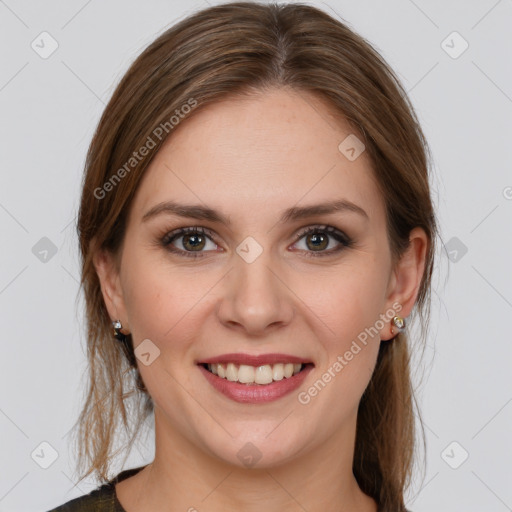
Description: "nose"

(216, 250), (295, 336)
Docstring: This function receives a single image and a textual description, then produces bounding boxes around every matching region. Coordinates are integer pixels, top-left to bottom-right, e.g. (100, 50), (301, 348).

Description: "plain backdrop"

(1, 1), (511, 511)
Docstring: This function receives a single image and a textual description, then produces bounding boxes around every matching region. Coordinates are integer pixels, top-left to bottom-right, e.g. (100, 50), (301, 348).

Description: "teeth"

(226, 363), (237, 382)
(272, 363), (284, 381)
(205, 362), (305, 385)
(238, 364), (255, 384)
(255, 365), (273, 384)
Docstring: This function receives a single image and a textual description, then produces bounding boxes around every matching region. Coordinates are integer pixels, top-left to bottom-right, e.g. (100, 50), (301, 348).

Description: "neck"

(117, 406), (378, 512)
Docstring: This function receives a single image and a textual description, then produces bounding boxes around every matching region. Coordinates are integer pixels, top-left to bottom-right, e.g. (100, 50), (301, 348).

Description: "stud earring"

(391, 315), (405, 336)
(112, 319), (127, 341)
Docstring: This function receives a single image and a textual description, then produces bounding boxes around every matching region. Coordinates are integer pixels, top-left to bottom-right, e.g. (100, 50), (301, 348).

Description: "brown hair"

(72, 2), (438, 510)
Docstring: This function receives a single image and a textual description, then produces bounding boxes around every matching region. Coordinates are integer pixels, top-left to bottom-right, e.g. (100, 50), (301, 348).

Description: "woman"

(49, 2), (437, 511)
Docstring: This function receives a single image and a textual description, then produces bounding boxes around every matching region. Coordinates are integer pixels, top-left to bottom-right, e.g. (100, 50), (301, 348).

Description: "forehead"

(130, 88), (384, 225)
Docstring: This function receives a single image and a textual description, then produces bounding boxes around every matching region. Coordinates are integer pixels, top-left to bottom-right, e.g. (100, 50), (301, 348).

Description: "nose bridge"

(218, 242), (294, 333)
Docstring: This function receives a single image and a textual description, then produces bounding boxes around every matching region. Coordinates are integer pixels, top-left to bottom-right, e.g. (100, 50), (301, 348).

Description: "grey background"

(1, 0), (511, 511)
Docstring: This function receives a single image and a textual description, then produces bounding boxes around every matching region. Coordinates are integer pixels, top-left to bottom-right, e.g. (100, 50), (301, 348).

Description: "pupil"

(184, 234), (204, 250)
(308, 233), (327, 250)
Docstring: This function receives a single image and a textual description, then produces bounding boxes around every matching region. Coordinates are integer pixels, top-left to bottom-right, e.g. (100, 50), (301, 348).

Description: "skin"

(94, 87), (427, 512)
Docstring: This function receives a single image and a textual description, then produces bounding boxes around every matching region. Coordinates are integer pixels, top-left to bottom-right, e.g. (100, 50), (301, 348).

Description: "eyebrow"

(142, 198), (369, 225)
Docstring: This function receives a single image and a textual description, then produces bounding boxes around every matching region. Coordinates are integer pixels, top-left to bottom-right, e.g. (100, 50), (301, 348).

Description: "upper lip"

(197, 353), (313, 366)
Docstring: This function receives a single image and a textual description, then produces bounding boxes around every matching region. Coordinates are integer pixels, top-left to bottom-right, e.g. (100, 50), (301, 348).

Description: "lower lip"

(198, 364), (313, 404)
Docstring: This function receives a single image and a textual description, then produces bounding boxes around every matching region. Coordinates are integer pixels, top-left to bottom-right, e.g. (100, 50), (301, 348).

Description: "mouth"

(200, 361), (313, 385)
(196, 354), (314, 403)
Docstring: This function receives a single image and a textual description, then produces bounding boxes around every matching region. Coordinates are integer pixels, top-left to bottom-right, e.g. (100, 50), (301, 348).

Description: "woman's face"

(97, 87), (420, 469)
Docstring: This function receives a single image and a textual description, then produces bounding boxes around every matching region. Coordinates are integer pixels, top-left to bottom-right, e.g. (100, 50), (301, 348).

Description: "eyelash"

(159, 225), (353, 259)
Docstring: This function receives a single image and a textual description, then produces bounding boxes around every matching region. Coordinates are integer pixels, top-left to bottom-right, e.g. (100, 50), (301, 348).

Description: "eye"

(291, 225), (352, 257)
(161, 227), (220, 258)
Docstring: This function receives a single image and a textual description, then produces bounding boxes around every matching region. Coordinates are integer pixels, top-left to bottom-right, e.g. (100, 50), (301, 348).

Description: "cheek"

(304, 270), (385, 392)
(121, 252), (220, 350)
(298, 262), (387, 398)
(299, 262), (388, 343)
(120, 251), (178, 338)
(121, 261), (204, 406)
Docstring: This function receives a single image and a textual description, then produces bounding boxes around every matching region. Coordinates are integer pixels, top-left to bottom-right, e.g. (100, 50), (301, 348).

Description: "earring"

(112, 319), (127, 341)
(391, 315), (405, 336)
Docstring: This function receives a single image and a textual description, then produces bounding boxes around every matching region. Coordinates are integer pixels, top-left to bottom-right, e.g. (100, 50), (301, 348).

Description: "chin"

(198, 426), (307, 469)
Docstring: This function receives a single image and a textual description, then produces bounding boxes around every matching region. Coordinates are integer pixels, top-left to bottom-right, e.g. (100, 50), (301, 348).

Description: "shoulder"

(46, 483), (117, 511)
(46, 464), (148, 512)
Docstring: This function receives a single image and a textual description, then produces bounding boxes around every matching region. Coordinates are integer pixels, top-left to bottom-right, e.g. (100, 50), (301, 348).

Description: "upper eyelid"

(163, 226), (217, 243)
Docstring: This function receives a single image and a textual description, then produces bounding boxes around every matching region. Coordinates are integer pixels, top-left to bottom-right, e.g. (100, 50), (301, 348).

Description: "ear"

(93, 246), (130, 335)
(380, 227), (428, 341)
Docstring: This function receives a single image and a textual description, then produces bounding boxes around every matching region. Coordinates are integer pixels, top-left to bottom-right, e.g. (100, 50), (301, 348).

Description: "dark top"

(47, 464), (148, 511)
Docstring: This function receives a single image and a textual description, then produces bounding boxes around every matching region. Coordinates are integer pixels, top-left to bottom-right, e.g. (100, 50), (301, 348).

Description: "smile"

(197, 354), (314, 403)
